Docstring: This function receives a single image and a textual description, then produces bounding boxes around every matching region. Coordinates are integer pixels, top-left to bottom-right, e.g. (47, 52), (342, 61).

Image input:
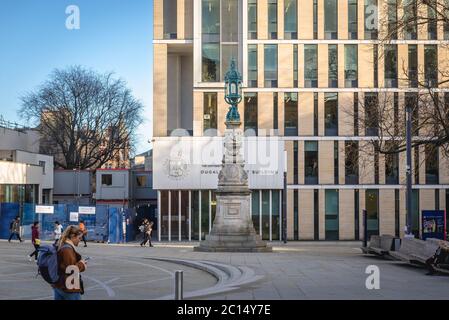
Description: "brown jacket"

(53, 242), (86, 293)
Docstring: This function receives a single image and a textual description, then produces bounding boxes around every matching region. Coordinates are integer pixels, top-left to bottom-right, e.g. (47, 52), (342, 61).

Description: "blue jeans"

(53, 288), (82, 300)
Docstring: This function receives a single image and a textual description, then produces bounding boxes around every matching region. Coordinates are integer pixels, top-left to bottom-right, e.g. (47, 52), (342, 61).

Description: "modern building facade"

(153, 0), (449, 242)
(0, 121), (54, 205)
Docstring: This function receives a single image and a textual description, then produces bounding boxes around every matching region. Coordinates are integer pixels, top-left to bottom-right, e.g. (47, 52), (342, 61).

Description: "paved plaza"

(0, 240), (448, 300)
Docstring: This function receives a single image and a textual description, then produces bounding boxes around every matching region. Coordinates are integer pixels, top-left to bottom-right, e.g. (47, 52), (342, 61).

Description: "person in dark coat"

(28, 221), (40, 261)
(8, 216), (23, 242)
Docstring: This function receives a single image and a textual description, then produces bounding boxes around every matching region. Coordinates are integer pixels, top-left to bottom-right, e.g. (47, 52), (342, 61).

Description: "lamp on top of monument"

(224, 58), (242, 123)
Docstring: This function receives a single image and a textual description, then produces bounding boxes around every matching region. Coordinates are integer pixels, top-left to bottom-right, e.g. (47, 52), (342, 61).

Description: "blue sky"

(0, 0), (153, 154)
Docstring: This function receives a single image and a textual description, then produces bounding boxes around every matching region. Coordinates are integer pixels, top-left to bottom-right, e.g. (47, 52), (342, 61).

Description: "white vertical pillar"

(209, 190), (212, 232)
(279, 190), (282, 242)
(199, 191), (202, 241)
(179, 190), (182, 242)
(269, 190), (273, 242)
(188, 191), (192, 242)
(158, 191), (161, 242)
(168, 191), (171, 242)
(259, 190), (262, 237)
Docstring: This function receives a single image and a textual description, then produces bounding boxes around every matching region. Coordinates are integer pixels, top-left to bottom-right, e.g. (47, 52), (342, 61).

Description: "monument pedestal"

(194, 122), (271, 253)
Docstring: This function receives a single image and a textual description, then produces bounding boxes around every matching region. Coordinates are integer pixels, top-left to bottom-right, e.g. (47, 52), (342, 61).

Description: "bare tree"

(19, 66), (143, 170)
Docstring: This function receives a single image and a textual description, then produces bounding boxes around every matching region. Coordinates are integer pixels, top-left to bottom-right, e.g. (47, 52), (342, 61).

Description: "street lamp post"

(405, 104), (413, 238)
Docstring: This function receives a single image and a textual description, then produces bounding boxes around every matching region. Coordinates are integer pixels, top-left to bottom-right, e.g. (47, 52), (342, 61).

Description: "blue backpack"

(37, 244), (69, 284)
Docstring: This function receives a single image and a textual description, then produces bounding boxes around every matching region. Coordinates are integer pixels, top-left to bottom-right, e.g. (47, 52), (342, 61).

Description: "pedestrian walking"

(54, 221), (63, 247)
(28, 221), (41, 262)
(79, 220), (88, 247)
(52, 226), (88, 300)
(140, 219), (154, 247)
(8, 216), (23, 243)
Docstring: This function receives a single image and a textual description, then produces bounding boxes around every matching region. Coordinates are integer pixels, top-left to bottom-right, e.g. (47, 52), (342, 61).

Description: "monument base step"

(194, 233), (272, 253)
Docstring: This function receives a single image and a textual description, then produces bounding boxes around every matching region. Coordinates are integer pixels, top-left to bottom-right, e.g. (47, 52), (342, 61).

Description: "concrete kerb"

(149, 257), (264, 300)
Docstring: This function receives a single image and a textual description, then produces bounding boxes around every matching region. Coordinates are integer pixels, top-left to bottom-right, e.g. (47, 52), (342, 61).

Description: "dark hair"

(55, 221), (60, 225)
(16, 216), (20, 219)
(80, 220), (84, 223)
(33, 221), (39, 226)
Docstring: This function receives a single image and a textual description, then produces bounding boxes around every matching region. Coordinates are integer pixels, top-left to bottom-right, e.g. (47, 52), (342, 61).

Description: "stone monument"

(194, 59), (272, 252)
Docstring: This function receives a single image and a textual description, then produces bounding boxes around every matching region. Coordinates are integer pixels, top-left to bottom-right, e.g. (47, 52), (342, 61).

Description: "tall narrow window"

(248, 45), (258, 88)
(408, 45), (418, 88)
(425, 45), (438, 88)
(314, 93), (319, 136)
(404, 0), (417, 40)
(325, 190), (339, 240)
(164, 0), (178, 39)
(305, 141), (319, 185)
(221, 0), (239, 81)
(394, 92), (399, 136)
(345, 141), (359, 184)
(304, 45), (318, 88)
(387, 0), (397, 39)
(405, 93), (419, 136)
(328, 45), (338, 88)
(273, 93), (279, 131)
(265, 44), (278, 88)
(414, 147), (420, 184)
(425, 145), (439, 184)
(385, 143), (399, 184)
(202, 0), (221, 82)
(384, 44), (398, 88)
(324, 0), (338, 39)
(348, 0), (358, 39)
(284, 0), (298, 39)
(294, 142), (299, 184)
(293, 45), (299, 87)
(313, 0), (318, 39)
(244, 93), (258, 136)
(364, 0), (378, 40)
(373, 44), (378, 88)
(334, 141), (339, 184)
(294, 190), (299, 239)
(324, 93), (338, 136)
(203, 93), (218, 135)
(268, 0), (278, 39)
(366, 189), (379, 238)
(314, 190), (319, 240)
(345, 45), (358, 88)
(354, 93), (359, 136)
(284, 93), (299, 136)
(364, 93), (378, 136)
(427, 0), (437, 40)
(248, 0), (258, 39)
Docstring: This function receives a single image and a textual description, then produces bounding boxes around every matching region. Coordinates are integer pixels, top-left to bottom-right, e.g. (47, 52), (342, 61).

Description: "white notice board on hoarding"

(69, 212), (79, 222)
(78, 206), (96, 215)
(35, 205), (54, 214)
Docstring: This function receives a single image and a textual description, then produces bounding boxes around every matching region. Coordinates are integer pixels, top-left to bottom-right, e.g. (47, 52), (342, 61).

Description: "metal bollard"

(174, 270), (184, 300)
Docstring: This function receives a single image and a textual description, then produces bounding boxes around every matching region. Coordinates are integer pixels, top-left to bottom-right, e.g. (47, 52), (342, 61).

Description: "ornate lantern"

(224, 58), (243, 123)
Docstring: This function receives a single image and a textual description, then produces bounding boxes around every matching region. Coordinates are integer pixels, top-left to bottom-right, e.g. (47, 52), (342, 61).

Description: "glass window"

(202, 0), (220, 39)
(252, 191), (260, 235)
(304, 45), (318, 88)
(334, 141), (339, 184)
(136, 175), (148, 187)
(314, 93), (319, 136)
(203, 93), (218, 135)
(222, 0), (238, 42)
(403, 0), (417, 40)
(426, 145), (439, 184)
(345, 141), (359, 184)
(427, 0), (437, 40)
(325, 190), (339, 240)
(244, 93), (258, 135)
(273, 93), (279, 131)
(272, 191), (280, 240)
(387, 0), (397, 39)
(248, 45), (258, 88)
(345, 45), (358, 88)
(268, 0), (278, 39)
(364, 93), (378, 136)
(101, 174), (112, 186)
(313, 0), (318, 39)
(373, 44), (378, 88)
(284, 93), (298, 136)
(385, 142), (399, 185)
(264, 44), (278, 88)
(324, 93), (338, 136)
(364, 0), (378, 39)
(324, 0), (338, 39)
(384, 44), (397, 88)
(425, 45), (438, 87)
(293, 45), (298, 87)
(202, 44), (220, 82)
(248, 0), (258, 39)
(348, 0), (358, 39)
(222, 44), (238, 81)
(262, 190), (270, 240)
(305, 141), (319, 185)
(405, 92), (419, 136)
(284, 0), (297, 39)
(366, 189), (379, 238)
(412, 189), (419, 236)
(408, 45), (418, 87)
(164, 0), (178, 39)
(328, 45), (338, 88)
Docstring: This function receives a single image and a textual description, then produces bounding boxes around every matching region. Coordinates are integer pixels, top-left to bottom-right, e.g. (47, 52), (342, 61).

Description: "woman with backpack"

(28, 221), (40, 262)
(52, 226), (88, 300)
